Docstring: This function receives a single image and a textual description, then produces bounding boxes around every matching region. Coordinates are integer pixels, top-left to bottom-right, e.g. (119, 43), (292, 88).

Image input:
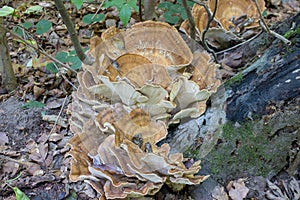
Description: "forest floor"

(0, 0), (299, 200)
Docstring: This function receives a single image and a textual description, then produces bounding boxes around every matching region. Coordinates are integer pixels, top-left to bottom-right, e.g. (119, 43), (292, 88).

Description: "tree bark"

(165, 12), (300, 197)
(0, 17), (17, 92)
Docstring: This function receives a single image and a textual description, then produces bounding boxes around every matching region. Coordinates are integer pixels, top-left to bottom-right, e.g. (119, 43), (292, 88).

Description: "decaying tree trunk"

(0, 17), (17, 92)
(166, 12), (300, 199)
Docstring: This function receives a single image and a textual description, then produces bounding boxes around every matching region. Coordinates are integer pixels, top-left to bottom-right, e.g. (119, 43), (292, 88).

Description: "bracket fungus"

(181, 0), (265, 35)
(68, 21), (220, 199)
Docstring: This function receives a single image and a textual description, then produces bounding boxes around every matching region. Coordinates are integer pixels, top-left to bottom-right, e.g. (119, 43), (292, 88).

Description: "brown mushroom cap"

(125, 21), (193, 69)
(181, 0), (265, 34)
(67, 21), (220, 199)
(100, 21), (193, 69)
(191, 51), (221, 92)
(209, 0), (265, 30)
(181, 3), (210, 34)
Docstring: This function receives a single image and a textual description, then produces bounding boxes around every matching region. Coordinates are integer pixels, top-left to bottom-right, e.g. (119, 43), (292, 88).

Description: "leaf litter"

(0, 0), (299, 199)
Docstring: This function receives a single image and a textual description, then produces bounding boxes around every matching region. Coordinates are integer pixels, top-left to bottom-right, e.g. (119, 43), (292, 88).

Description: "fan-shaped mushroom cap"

(67, 21), (220, 199)
(180, 3), (210, 34)
(125, 21), (193, 69)
(209, 0), (265, 30)
(96, 107), (168, 149)
(102, 53), (172, 88)
(191, 51), (221, 92)
(100, 21), (193, 69)
(181, 0), (265, 35)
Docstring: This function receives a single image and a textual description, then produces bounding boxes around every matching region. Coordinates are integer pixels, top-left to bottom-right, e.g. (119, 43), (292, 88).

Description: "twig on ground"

(0, 155), (30, 166)
(254, 0), (291, 45)
(48, 95), (69, 138)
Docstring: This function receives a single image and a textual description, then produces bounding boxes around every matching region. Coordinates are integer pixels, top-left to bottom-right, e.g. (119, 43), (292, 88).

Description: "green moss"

(205, 119), (296, 180)
(284, 26), (300, 39)
(225, 72), (243, 87)
(183, 146), (199, 158)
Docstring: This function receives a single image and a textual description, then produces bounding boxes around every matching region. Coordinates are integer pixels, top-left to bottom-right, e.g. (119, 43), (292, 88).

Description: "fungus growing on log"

(181, 0), (265, 35)
(67, 21), (220, 199)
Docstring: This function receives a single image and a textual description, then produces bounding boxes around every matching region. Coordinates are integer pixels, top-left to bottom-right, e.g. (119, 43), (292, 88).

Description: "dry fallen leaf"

(227, 179), (249, 200)
(0, 132), (9, 145)
(212, 185), (229, 200)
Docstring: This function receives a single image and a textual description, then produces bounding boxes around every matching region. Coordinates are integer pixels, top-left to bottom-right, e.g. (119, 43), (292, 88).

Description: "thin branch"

(47, 95), (69, 141)
(2, 25), (78, 90)
(216, 30), (263, 55)
(190, 0), (220, 65)
(182, 0), (196, 51)
(139, 0), (143, 21)
(52, 62), (78, 90)
(254, 0), (291, 45)
(93, 0), (105, 19)
(3, 26), (77, 73)
(54, 0), (94, 65)
(0, 155), (30, 166)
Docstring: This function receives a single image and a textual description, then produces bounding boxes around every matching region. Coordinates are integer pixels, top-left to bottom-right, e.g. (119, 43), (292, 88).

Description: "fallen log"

(165, 12), (300, 199)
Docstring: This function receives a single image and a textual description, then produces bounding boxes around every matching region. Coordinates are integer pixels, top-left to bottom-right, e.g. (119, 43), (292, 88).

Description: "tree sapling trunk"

(0, 17), (17, 92)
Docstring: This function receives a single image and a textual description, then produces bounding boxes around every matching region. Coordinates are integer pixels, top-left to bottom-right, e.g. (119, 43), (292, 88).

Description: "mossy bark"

(167, 13), (300, 187)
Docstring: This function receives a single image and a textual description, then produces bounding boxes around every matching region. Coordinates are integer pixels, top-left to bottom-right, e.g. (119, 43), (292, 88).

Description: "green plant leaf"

(25, 5), (43, 14)
(13, 22), (33, 37)
(177, 0), (194, 7)
(187, 0), (194, 7)
(0, 6), (15, 16)
(36, 19), (52, 34)
(13, 27), (23, 37)
(103, 0), (126, 10)
(71, 0), (83, 10)
(169, 4), (181, 12)
(22, 100), (45, 109)
(178, 7), (187, 19)
(157, 2), (173, 10)
(69, 49), (77, 55)
(127, 0), (138, 11)
(64, 190), (77, 200)
(22, 22), (33, 29)
(82, 14), (105, 24)
(13, 187), (30, 200)
(46, 62), (59, 73)
(68, 56), (82, 70)
(262, 9), (267, 17)
(119, 4), (131, 26)
(163, 11), (179, 24)
(103, 0), (114, 8)
(55, 51), (69, 63)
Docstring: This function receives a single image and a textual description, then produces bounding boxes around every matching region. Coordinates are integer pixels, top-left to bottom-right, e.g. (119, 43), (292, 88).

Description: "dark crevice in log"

(226, 13), (300, 121)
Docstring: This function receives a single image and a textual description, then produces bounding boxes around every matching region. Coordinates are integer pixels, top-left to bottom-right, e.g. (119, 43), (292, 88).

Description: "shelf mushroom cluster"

(181, 0), (266, 34)
(67, 21), (220, 199)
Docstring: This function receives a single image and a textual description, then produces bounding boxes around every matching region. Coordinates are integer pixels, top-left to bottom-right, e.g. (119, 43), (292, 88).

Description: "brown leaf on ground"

(0, 132), (9, 145)
(1, 161), (20, 177)
(212, 185), (229, 200)
(227, 179), (249, 200)
(27, 140), (49, 164)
